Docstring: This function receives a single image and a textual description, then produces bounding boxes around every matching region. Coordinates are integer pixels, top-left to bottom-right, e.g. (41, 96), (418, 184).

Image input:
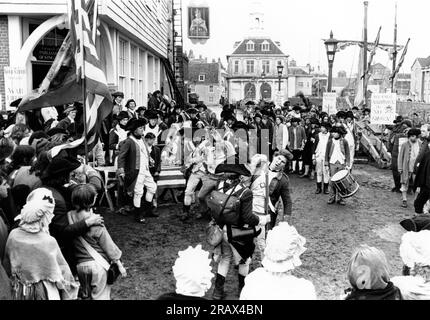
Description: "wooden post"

(363, 1), (368, 104)
(391, 2), (398, 92)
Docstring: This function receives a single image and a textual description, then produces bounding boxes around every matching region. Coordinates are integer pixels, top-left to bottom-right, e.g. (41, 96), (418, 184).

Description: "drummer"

(325, 126), (351, 206)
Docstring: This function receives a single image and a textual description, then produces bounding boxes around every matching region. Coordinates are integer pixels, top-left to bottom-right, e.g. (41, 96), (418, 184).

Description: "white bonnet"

(399, 230), (430, 268)
(263, 222), (307, 273)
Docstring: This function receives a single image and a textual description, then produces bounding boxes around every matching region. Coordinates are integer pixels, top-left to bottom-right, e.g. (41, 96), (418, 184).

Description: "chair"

(96, 166), (118, 212)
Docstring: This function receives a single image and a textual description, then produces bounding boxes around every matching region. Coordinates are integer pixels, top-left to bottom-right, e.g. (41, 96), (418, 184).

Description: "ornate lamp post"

(324, 31), (339, 93)
(277, 64), (284, 92)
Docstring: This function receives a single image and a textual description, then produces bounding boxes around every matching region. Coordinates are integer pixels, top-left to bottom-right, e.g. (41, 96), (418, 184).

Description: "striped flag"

(362, 27), (381, 80)
(390, 38), (410, 81)
(49, 0), (112, 158)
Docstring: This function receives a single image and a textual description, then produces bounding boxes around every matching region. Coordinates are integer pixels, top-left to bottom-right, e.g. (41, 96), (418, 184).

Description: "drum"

(331, 170), (359, 198)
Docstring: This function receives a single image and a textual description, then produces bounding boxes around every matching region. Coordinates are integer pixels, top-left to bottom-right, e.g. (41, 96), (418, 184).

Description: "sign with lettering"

(33, 45), (61, 62)
(4, 67), (27, 111)
(371, 93), (397, 125)
(322, 92), (337, 115)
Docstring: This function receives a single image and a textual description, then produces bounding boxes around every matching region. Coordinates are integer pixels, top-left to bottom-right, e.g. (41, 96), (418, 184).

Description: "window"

(262, 60), (270, 74)
(298, 82), (304, 87)
(209, 96), (214, 103)
(130, 45), (137, 78)
(209, 85), (214, 93)
(246, 60), (255, 74)
(119, 39), (128, 76)
(199, 74), (205, 81)
(234, 61), (239, 74)
(139, 50), (145, 104)
(246, 41), (254, 51)
(262, 42), (270, 51)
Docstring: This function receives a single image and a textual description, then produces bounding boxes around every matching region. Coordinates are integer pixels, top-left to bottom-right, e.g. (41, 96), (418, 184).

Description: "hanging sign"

(188, 7), (210, 39)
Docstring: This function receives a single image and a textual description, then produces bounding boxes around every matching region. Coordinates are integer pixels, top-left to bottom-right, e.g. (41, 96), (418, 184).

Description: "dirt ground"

(103, 163), (414, 300)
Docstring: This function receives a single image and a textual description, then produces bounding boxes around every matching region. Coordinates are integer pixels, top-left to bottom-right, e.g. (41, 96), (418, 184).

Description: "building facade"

(0, 0), (172, 110)
(226, 6), (288, 105)
(187, 57), (226, 105)
(411, 57), (430, 102)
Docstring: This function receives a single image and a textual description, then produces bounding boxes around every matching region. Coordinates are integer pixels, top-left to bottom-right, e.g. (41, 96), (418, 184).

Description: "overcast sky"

(183, 0), (430, 76)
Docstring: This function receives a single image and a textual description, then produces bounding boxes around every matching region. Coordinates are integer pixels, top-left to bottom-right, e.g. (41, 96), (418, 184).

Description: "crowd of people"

(0, 88), (430, 300)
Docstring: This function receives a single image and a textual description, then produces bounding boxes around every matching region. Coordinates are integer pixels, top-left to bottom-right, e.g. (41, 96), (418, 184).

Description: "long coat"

(398, 140), (422, 184)
(288, 125), (306, 150)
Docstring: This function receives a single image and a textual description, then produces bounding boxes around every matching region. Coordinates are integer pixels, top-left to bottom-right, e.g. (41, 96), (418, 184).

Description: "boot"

(144, 200), (159, 217)
(133, 206), (146, 224)
(181, 205), (191, 221)
(212, 274), (226, 300)
(323, 183), (329, 194)
(315, 182), (322, 194)
(238, 274), (246, 297)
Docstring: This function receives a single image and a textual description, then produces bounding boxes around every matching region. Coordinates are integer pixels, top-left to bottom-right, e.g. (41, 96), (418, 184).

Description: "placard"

(4, 67), (27, 111)
(371, 93), (397, 125)
(322, 92), (337, 115)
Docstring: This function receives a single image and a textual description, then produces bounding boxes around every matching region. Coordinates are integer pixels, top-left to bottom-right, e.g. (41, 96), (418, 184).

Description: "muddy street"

(104, 164), (413, 300)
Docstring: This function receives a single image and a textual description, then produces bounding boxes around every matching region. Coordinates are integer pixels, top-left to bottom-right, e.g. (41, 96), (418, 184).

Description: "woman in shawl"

(344, 245), (402, 300)
(3, 188), (79, 300)
(158, 245), (214, 300)
(240, 222), (317, 300)
(391, 230), (430, 300)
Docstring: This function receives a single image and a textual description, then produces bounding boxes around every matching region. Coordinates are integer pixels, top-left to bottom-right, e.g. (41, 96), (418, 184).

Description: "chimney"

(212, 58), (216, 63)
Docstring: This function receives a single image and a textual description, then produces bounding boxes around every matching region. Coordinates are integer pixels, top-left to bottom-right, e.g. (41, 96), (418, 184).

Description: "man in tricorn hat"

(208, 163), (269, 300)
(117, 118), (158, 224)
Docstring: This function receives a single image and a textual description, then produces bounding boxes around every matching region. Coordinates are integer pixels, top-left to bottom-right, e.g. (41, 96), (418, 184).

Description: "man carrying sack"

(205, 163), (270, 300)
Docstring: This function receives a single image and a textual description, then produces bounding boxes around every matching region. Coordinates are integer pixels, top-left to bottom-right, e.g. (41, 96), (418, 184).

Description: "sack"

(207, 189), (245, 225)
(206, 220), (223, 247)
(227, 225), (261, 242)
(107, 263), (121, 285)
(180, 164), (194, 180)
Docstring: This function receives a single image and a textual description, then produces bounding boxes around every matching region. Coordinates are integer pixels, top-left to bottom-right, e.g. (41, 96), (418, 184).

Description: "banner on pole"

(371, 93), (397, 124)
(322, 93), (337, 115)
(4, 67), (27, 111)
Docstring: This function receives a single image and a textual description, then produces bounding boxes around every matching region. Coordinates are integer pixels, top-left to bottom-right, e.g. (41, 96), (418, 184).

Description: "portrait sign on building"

(188, 7), (210, 39)
(371, 93), (397, 125)
(4, 67), (27, 111)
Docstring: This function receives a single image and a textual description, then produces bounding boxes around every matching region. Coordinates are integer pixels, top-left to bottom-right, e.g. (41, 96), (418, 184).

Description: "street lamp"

(277, 64), (284, 92)
(324, 30), (338, 93)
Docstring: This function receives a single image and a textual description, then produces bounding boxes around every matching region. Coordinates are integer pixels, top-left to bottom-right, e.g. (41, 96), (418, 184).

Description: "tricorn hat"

(291, 117), (301, 123)
(346, 111), (354, 119)
(187, 107), (199, 115)
(125, 118), (147, 131)
(336, 111), (347, 118)
(41, 156), (81, 179)
(116, 111), (130, 121)
(112, 91), (125, 98)
(320, 122), (332, 130)
(293, 105), (302, 111)
(215, 163), (251, 177)
(145, 109), (159, 120)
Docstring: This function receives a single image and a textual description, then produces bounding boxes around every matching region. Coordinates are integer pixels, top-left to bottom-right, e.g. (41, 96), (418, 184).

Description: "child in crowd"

(68, 184), (127, 300)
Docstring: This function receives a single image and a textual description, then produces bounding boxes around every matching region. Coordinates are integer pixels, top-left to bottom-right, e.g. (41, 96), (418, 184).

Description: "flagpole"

(92, 0), (98, 43)
(391, 2), (398, 92)
(81, 6), (89, 165)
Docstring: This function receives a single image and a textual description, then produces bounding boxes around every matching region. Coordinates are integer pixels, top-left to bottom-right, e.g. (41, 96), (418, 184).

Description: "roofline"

(227, 54), (289, 59)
